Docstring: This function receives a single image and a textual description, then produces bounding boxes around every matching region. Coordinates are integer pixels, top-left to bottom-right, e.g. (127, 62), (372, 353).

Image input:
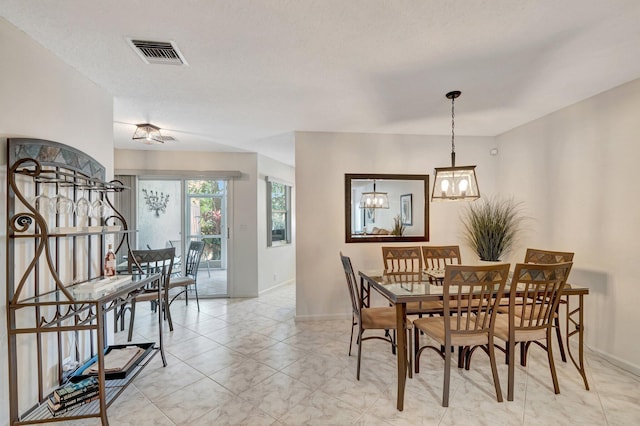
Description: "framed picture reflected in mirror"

(400, 193), (412, 226)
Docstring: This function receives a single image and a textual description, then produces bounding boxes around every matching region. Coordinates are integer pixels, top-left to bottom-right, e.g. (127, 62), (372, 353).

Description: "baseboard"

(259, 279), (295, 295)
(294, 313), (351, 322)
(587, 345), (640, 377)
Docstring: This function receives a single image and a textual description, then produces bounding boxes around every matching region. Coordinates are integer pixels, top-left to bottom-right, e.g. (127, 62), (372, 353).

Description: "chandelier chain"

(451, 95), (455, 154)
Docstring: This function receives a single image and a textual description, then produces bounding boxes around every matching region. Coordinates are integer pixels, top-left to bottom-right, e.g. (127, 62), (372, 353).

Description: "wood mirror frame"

(345, 173), (430, 243)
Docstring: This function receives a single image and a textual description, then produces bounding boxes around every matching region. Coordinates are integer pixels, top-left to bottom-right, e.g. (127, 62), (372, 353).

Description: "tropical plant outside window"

(188, 180), (226, 265)
(267, 179), (291, 246)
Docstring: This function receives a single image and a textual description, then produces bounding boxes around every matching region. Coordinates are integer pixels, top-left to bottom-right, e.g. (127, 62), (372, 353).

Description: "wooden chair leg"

(554, 315), (566, 362)
(547, 333), (561, 394)
(507, 339), (516, 401)
(391, 329), (396, 355)
(356, 327), (363, 380)
(407, 328), (413, 379)
(414, 327), (421, 373)
(488, 341), (503, 402)
(443, 345), (451, 407)
(520, 342), (529, 366)
(457, 346), (465, 368)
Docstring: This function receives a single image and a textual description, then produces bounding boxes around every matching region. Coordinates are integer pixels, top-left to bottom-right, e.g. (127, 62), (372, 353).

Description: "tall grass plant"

(461, 197), (524, 261)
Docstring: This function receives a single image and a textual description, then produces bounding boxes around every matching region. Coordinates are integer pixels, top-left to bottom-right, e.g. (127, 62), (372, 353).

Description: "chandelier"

(359, 180), (389, 209)
(142, 189), (170, 217)
(431, 91), (480, 201)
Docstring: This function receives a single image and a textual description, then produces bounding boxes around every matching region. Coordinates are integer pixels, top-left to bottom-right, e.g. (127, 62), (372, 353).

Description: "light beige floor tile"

(180, 316), (229, 334)
(238, 372), (314, 419)
(222, 331), (280, 356)
(165, 335), (223, 361)
(353, 412), (396, 425)
(280, 353), (348, 389)
(184, 344), (249, 376)
(209, 358), (278, 394)
(190, 395), (277, 425)
(278, 390), (363, 426)
(103, 385), (176, 426)
(134, 359), (206, 402)
(249, 341), (309, 370)
(255, 320), (304, 341)
(322, 369), (383, 412)
(200, 324), (255, 344)
(154, 377), (234, 424)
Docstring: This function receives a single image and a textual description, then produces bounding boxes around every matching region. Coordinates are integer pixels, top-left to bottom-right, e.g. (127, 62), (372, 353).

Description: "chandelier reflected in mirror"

(431, 91), (480, 201)
(142, 189), (170, 217)
(359, 180), (389, 209)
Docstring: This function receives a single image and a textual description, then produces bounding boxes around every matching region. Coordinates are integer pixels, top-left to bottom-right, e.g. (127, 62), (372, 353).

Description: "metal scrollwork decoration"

(142, 188), (170, 217)
(11, 214), (34, 232)
(9, 157), (73, 302)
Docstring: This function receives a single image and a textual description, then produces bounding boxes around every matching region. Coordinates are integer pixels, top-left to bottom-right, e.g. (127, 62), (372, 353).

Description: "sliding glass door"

(137, 179), (183, 252)
(135, 177), (229, 297)
(186, 179), (228, 296)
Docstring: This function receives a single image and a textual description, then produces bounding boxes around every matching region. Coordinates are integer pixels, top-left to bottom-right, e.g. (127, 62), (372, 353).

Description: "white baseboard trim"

(294, 313), (351, 322)
(587, 345), (640, 377)
(259, 279), (295, 296)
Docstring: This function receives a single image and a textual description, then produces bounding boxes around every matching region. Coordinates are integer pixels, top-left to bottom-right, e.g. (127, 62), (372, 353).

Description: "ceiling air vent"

(128, 39), (188, 65)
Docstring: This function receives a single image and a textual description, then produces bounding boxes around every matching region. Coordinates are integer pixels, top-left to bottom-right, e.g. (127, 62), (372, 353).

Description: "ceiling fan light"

(132, 123), (164, 144)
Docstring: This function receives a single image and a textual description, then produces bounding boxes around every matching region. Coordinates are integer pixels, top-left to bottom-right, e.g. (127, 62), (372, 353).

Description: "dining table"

(358, 269), (590, 411)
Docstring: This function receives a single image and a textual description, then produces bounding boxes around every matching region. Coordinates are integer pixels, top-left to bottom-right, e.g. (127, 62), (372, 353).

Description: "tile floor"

(194, 268), (228, 297)
(66, 282), (639, 425)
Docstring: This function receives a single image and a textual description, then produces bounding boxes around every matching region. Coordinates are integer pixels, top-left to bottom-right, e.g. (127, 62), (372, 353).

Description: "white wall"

(114, 149), (260, 297)
(294, 131), (498, 319)
(0, 17), (113, 424)
(495, 78), (640, 374)
(257, 155), (296, 293)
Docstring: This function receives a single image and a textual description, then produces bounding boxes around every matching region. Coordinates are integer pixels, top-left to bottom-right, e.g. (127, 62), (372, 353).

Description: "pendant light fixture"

(359, 179), (389, 209)
(431, 91), (480, 201)
(132, 123), (164, 144)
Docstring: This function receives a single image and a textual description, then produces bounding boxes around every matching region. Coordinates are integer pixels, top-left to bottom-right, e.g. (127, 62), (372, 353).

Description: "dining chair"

(340, 252), (413, 380)
(493, 261), (573, 401)
(127, 247), (175, 342)
(413, 263), (510, 407)
(167, 240), (205, 311)
(382, 246), (423, 273)
(524, 248), (574, 363)
(421, 245), (462, 272)
(382, 246), (441, 317)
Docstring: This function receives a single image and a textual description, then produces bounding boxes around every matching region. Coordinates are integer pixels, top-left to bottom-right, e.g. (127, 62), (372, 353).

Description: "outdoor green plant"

(461, 197), (524, 261)
(391, 215), (405, 236)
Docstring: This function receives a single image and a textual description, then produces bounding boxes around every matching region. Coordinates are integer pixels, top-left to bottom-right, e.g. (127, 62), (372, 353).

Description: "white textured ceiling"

(2, 0), (640, 165)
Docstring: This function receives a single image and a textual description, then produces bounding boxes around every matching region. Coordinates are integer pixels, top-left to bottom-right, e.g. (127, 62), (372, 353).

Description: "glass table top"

(15, 273), (158, 304)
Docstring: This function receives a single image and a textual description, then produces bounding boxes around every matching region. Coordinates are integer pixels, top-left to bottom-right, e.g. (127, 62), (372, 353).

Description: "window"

(267, 178), (291, 246)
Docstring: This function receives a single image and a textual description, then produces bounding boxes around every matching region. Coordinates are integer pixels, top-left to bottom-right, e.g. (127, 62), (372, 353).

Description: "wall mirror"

(345, 173), (429, 243)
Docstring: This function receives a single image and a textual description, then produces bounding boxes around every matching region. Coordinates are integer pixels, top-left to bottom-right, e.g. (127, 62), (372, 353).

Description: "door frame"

(185, 178), (233, 297)
(134, 174), (234, 298)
